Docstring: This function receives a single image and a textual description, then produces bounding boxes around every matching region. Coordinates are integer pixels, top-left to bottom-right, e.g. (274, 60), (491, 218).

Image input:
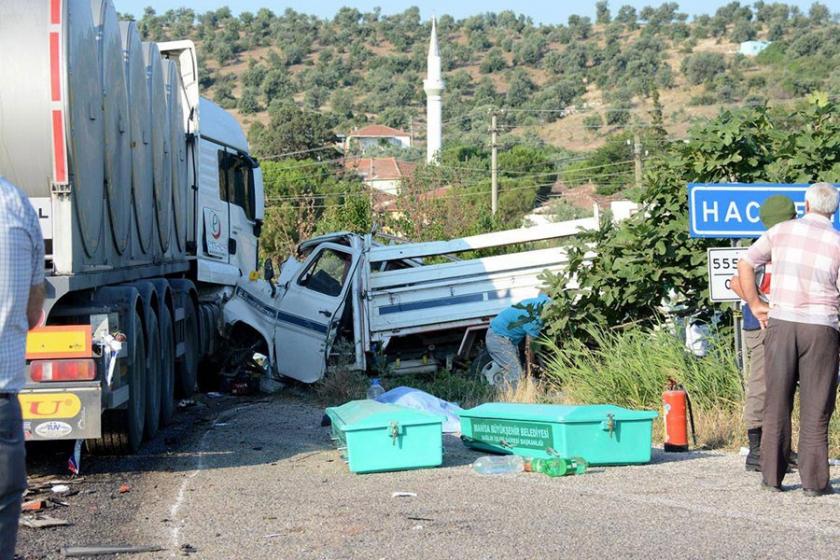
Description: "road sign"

(688, 183), (840, 238)
(707, 247), (747, 302)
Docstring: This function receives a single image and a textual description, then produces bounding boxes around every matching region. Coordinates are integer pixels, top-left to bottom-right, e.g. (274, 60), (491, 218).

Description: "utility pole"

(490, 110), (499, 215)
(633, 132), (643, 190)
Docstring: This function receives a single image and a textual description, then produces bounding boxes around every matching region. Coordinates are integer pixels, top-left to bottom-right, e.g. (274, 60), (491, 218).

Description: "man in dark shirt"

(730, 195), (796, 472)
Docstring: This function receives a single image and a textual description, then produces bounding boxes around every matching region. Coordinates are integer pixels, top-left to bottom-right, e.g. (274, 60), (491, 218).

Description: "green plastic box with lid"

(325, 400), (445, 474)
(459, 403), (658, 465)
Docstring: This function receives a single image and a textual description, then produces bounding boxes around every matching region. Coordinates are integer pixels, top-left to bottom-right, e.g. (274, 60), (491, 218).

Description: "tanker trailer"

(0, 0), (267, 453)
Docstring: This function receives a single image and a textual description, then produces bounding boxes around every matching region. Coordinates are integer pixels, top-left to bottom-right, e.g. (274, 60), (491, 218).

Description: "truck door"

(220, 151), (260, 277)
(273, 243), (359, 383)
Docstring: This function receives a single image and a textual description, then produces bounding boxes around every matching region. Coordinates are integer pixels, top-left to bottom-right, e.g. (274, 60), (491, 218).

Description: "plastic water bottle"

(472, 455), (525, 475)
(526, 456), (588, 477)
(367, 378), (385, 400)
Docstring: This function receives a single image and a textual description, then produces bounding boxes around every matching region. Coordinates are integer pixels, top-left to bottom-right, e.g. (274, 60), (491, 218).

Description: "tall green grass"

(541, 325), (744, 412)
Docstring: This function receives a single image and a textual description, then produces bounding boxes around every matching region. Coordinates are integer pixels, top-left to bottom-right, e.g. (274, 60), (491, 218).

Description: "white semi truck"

(0, 0), (267, 453)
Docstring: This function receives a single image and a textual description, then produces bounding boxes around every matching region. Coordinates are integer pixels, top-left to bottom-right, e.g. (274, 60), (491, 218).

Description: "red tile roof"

(347, 124), (411, 138)
(343, 157), (416, 181)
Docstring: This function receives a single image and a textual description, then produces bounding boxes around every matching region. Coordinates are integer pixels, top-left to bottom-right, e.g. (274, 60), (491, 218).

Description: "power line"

(262, 157), (637, 203)
(266, 177), (578, 209)
(259, 145), (339, 160)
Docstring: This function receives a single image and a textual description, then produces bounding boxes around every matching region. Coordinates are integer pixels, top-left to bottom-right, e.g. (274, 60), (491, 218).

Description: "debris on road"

(472, 455), (525, 475)
(22, 500), (45, 512)
(179, 543), (198, 556)
(51, 484), (71, 494)
(20, 514), (70, 529)
(391, 491), (417, 498)
(61, 545), (164, 557)
(118, 484), (130, 494)
(207, 392), (223, 398)
(178, 399), (197, 409)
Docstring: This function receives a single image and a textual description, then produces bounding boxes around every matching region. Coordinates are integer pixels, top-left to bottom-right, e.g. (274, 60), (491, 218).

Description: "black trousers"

(761, 319), (839, 490)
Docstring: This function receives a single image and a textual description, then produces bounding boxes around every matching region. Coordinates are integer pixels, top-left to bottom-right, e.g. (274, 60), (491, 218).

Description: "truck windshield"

(298, 249), (351, 297)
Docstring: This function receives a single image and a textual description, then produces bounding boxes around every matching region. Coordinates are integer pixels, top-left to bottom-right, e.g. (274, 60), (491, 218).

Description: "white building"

(739, 40), (770, 57)
(344, 124), (412, 154)
(423, 17), (444, 164)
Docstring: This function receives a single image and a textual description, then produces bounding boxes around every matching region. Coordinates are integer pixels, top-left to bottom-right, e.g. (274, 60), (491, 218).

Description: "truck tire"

(87, 310), (146, 454)
(176, 297), (199, 397)
(470, 348), (507, 386)
(159, 305), (176, 426)
(144, 311), (162, 440)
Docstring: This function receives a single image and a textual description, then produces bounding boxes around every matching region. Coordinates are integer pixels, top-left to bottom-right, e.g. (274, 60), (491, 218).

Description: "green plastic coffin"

(459, 403), (658, 465)
(326, 400), (445, 473)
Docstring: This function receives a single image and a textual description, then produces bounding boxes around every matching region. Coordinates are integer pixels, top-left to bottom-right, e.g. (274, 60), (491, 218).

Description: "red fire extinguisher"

(663, 379), (696, 452)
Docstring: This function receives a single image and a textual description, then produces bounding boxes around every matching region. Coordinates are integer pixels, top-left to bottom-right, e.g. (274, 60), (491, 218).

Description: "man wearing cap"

(730, 195), (797, 472)
(737, 182), (840, 497)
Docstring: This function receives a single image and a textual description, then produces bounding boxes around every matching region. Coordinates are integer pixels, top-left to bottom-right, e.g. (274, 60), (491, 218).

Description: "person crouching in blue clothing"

(485, 294), (550, 386)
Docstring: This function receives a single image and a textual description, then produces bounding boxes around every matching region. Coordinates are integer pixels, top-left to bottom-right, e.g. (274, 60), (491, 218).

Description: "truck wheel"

(88, 310), (146, 454)
(176, 297), (199, 397)
(144, 311), (162, 440)
(159, 305), (176, 426)
(470, 348), (506, 386)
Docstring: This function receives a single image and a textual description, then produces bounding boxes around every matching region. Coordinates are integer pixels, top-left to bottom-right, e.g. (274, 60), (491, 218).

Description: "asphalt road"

(17, 393), (840, 560)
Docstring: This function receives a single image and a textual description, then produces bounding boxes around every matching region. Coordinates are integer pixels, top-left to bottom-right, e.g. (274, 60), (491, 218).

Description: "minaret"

(423, 17), (444, 164)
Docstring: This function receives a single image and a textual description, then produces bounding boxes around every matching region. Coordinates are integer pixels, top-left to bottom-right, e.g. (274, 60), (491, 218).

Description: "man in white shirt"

(0, 177), (45, 558)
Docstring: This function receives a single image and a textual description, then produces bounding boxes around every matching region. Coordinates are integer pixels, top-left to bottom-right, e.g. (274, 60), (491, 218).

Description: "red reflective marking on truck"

(50, 0), (61, 24)
(49, 32), (61, 101)
(51, 110), (67, 183)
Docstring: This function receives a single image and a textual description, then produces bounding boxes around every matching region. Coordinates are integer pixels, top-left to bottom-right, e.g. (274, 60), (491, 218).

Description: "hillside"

(135, 2), (839, 154)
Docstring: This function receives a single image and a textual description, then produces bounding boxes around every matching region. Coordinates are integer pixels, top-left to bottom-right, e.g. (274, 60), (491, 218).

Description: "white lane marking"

(167, 402), (262, 555)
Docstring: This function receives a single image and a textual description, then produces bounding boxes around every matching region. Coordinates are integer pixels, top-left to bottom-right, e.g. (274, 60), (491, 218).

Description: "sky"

(114, 0), (832, 23)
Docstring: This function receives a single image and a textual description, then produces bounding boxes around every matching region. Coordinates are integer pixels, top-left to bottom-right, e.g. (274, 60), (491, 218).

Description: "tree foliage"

(248, 102), (339, 160)
(543, 97), (840, 341)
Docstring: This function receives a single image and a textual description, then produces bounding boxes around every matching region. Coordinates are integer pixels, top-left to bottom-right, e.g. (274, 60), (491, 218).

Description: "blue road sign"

(688, 183), (840, 238)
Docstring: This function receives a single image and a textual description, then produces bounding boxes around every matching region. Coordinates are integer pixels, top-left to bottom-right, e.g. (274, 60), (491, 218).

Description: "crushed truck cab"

(227, 218), (597, 384)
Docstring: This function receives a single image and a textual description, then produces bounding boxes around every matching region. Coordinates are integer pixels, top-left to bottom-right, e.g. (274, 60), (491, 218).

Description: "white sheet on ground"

(375, 386), (463, 433)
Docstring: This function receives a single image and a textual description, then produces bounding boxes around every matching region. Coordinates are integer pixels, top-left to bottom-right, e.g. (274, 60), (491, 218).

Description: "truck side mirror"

(263, 258), (276, 297)
(264, 258), (275, 282)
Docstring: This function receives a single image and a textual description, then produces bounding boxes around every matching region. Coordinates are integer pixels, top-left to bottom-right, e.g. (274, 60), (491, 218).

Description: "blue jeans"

(485, 330), (523, 385)
(0, 395), (26, 560)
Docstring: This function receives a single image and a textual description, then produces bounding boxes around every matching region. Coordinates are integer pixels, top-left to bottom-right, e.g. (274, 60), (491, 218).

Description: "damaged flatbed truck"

(225, 217), (596, 387)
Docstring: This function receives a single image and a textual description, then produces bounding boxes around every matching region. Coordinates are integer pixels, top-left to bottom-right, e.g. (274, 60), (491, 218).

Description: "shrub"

(687, 94), (717, 106)
(551, 198), (594, 221)
(479, 48), (506, 74)
(541, 325), (743, 412)
(681, 52), (727, 85)
(237, 88), (261, 114)
(583, 114), (603, 131)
